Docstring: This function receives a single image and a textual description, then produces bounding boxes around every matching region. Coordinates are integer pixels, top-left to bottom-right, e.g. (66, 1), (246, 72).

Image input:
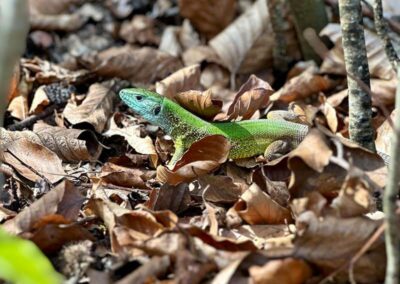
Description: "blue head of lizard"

(119, 88), (165, 126)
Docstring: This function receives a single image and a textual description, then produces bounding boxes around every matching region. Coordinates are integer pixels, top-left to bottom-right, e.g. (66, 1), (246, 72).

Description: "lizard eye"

(154, 106), (161, 115)
(136, 95), (143, 101)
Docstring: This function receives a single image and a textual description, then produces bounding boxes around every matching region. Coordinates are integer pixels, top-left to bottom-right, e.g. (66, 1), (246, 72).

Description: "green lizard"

(119, 88), (309, 165)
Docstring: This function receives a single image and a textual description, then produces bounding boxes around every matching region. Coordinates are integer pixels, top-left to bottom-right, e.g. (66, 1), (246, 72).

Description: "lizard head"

(119, 88), (165, 125)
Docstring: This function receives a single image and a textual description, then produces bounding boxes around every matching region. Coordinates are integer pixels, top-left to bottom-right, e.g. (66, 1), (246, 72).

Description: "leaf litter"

(1, 0), (399, 283)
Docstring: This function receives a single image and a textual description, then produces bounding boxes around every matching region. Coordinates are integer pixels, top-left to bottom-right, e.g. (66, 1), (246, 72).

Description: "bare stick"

(373, 0), (399, 72)
(384, 65), (400, 284)
(339, 0), (376, 151)
(0, 0), (29, 188)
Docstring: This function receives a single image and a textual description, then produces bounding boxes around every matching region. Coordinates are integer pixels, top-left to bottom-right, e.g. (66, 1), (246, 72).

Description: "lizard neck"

(158, 98), (209, 139)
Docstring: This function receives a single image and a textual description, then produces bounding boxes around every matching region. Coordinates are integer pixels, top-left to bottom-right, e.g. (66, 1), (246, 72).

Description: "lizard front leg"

(168, 137), (186, 169)
(264, 140), (291, 161)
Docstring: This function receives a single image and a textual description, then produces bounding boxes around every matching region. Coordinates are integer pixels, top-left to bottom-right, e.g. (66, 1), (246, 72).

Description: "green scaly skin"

(119, 88), (309, 164)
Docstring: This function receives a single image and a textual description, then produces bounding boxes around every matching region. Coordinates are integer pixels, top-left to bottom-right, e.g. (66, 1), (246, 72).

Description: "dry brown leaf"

(320, 23), (396, 80)
(249, 258), (312, 284)
(21, 57), (89, 84)
(29, 85), (50, 114)
(119, 15), (160, 45)
(155, 64), (201, 99)
(271, 66), (334, 102)
(29, 0), (81, 15)
(1, 138), (66, 183)
(288, 129), (387, 198)
(209, 0), (270, 73)
(182, 45), (222, 67)
(179, 0), (236, 39)
(30, 214), (94, 254)
(104, 116), (158, 166)
(233, 183), (292, 225)
(175, 89), (223, 120)
(294, 211), (385, 283)
(318, 95), (338, 133)
(225, 75), (273, 121)
(0, 124), (101, 162)
(100, 156), (155, 189)
(3, 180), (85, 234)
(331, 169), (375, 217)
(7, 95), (29, 120)
(7, 63), (20, 102)
(199, 175), (245, 204)
(87, 197), (177, 253)
(30, 12), (88, 32)
(157, 135), (230, 185)
(159, 26), (183, 57)
(88, 46), (182, 86)
(146, 183), (191, 214)
(376, 109), (394, 154)
(64, 83), (115, 133)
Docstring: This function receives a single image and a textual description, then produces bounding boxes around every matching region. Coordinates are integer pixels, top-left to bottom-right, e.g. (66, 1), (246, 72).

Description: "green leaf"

(0, 227), (62, 284)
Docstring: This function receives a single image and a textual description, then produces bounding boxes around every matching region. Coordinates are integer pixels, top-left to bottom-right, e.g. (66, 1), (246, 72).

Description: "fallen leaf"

(3, 180), (85, 234)
(179, 0), (236, 39)
(233, 183), (292, 225)
(249, 258), (312, 284)
(64, 83), (115, 133)
(271, 66), (334, 102)
(1, 138), (66, 183)
(155, 64), (201, 99)
(175, 89), (223, 119)
(146, 183), (191, 214)
(88, 46), (182, 86)
(199, 175), (244, 204)
(119, 15), (160, 45)
(209, 0), (270, 73)
(157, 135), (230, 185)
(294, 211), (385, 283)
(29, 0), (81, 15)
(226, 75), (274, 120)
(376, 109), (394, 154)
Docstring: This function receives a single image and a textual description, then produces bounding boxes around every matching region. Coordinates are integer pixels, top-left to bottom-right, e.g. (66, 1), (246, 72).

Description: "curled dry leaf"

(155, 64), (201, 99)
(209, 0), (270, 73)
(157, 135), (230, 185)
(7, 63), (20, 102)
(104, 115), (158, 166)
(270, 66), (334, 103)
(320, 23), (396, 80)
(3, 180), (85, 234)
(294, 211), (385, 283)
(199, 175), (245, 204)
(1, 138), (65, 183)
(119, 15), (160, 45)
(331, 169), (375, 218)
(225, 75), (273, 121)
(87, 197), (177, 253)
(249, 258), (312, 284)
(100, 156), (155, 189)
(179, 0), (236, 39)
(29, 0), (82, 15)
(21, 57), (89, 84)
(376, 109), (394, 154)
(88, 46), (182, 86)
(30, 214), (94, 254)
(64, 83), (115, 133)
(146, 183), (191, 214)
(182, 45), (222, 67)
(175, 89), (223, 120)
(1, 124), (101, 162)
(29, 85), (50, 114)
(233, 183), (292, 225)
(159, 26), (183, 57)
(288, 129), (387, 198)
(30, 12), (88, 32)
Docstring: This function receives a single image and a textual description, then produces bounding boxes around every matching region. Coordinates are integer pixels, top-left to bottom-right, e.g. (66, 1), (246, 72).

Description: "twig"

(384, 65), (400, 284)
(339, 0), (376, 152)
(372, 0), (399, 72)
(7, 104), (59, 131)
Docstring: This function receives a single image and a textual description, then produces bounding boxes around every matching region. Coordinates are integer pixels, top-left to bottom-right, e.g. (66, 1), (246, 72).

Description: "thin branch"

(372, 0), (399, 72)
(384, 65), (400, 284)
